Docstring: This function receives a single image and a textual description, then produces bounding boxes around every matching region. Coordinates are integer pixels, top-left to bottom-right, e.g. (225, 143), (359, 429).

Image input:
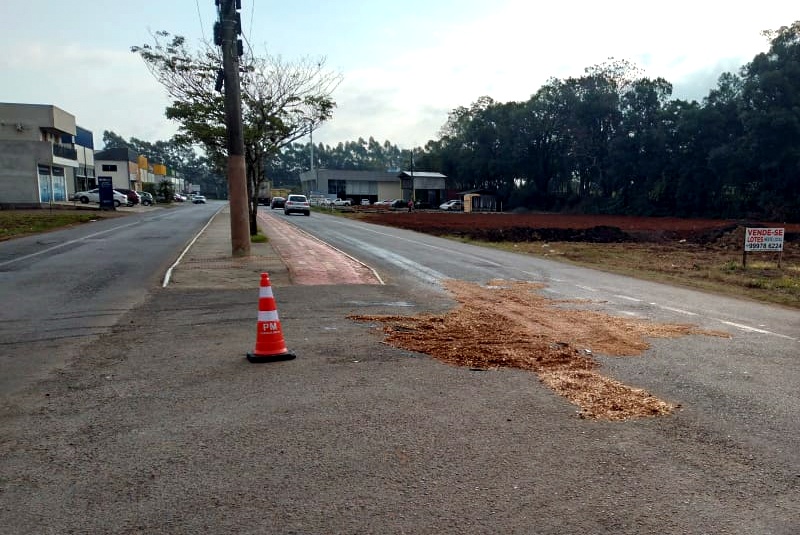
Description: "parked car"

(333, 198), (352, 206)
(138, 192), (155, 206)
(72, 188), (128, 207)
(270, 196), (286, 209)
(192, 195), (207, 204)
(115, 188), (140, 207)
(390, 199), (407, 208)
(360, 199), (370, 205)
(284, 194), (310, 216)
(173, 193), (187, 202)
(439, 199), (463, 211)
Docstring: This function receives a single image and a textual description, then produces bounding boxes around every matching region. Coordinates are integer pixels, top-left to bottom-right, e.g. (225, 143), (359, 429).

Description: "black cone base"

(246, 351), (297, 363)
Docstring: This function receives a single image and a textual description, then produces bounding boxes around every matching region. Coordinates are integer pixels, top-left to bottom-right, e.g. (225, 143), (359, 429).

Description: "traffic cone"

(247, 272), (296, 363)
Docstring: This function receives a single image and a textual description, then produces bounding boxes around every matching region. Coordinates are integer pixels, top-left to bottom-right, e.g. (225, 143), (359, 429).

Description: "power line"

(195, 0), (206, 41)
(249, 0), (255, 42)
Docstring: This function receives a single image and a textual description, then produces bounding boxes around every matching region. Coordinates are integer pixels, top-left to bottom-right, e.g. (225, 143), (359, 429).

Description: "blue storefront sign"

(98, 176), (115, 210)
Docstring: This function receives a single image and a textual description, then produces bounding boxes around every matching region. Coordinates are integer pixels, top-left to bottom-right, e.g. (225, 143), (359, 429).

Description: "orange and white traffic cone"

(247, 272), (296, 363)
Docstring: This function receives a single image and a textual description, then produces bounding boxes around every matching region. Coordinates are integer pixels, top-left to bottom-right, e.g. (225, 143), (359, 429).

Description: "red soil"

(352, 210), (800, 243)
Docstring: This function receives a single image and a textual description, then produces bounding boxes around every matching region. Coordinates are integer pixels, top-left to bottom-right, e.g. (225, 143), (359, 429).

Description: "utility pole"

(410, 149), (415, 203)
(216, 0), (250, 257)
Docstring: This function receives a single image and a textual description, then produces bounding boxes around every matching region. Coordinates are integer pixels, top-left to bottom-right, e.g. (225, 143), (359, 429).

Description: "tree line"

(274, 22), (800, 222)
(125, 21), (799, 223)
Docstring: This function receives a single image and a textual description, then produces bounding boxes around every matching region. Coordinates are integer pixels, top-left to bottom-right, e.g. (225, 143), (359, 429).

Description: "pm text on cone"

(247, 272), (296, 363)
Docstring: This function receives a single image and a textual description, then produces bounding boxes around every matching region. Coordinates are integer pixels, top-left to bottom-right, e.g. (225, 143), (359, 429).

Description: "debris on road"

(351, 279), (729, 420)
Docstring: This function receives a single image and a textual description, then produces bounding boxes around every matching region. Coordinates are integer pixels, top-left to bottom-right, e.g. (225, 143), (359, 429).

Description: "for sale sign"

(744, 227), (784, 251)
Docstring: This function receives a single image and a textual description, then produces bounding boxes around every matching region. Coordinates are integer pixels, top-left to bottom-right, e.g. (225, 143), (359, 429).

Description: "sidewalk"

(167, 205), (290, 289)
(168, 205), (381, 289)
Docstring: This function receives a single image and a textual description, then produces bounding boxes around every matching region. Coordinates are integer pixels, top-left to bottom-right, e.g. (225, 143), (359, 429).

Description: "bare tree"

(132, 31), (341, 233)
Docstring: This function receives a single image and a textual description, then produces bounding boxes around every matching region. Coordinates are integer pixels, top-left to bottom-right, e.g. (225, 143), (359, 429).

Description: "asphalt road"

(1, 206), (798, 534)
(278, 210), (800, 504)
(285, 211), (799, 339)
(0, 202), (221, 395)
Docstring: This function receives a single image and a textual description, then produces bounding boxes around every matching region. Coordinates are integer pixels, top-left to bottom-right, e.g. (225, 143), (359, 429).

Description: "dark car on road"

(115, 188), (140, 207)
(270, 196), (286, 209)
(138, 192), (155, 206)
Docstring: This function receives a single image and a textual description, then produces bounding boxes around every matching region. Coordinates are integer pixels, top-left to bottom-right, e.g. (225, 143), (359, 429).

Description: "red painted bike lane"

(257, 211), (383, 286)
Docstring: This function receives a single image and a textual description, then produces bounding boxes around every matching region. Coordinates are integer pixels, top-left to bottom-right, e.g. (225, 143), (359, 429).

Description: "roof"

(301, 169), (403, 183)
(94, 147), (138, 163)
(398, 171), (447, 179)
(458, 188), (497, 195)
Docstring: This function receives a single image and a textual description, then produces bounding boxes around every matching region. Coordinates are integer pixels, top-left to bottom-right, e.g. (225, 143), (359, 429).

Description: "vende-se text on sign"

(744, 227), (784, 251)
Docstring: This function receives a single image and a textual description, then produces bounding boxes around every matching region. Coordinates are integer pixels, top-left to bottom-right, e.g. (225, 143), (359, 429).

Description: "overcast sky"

(1, 1), (796, 150)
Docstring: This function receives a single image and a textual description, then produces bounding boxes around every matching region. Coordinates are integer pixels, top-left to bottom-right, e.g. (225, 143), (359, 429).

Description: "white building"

(94, 147), (140, 192)
(0, 103), (79, 207)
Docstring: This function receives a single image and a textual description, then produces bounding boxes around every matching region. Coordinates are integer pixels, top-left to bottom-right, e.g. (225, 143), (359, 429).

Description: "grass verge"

(0, 209), (127, 241)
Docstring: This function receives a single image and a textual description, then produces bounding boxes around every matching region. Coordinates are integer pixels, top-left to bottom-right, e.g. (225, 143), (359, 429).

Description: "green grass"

(251, 232), (268, 243)
(0, 209), (121, 241)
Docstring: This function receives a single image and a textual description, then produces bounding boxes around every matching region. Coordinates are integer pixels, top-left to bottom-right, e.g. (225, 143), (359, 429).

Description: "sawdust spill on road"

(350, 279), (729, 421)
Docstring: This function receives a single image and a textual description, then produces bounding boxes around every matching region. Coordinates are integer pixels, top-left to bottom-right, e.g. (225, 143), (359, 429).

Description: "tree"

(132, 31), (341, 234)
(736, 21), (800, 219)
(102, 130), (225, 200)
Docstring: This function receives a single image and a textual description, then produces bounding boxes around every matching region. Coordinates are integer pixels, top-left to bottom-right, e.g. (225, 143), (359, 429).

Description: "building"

(399, 171), (447, 208)
(94, 147), (141, 193)
(459, 188), (498, 212)
(299, 169), (446, 206)
(299, 169), (401, 204)
(0, 103), (79, 207)
(70, 126), (96, 193)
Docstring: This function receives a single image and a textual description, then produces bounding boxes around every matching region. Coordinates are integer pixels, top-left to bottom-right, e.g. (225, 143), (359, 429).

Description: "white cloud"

(1, 0), (796, 150)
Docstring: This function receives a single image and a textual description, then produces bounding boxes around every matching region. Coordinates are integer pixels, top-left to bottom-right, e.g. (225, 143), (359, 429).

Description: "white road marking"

(575, 285), (598, 292)
(718, 320), (771, 334)
(716, 320), (797, 341)
(658, 306), (698, 316)
(614, 294), (642, 302)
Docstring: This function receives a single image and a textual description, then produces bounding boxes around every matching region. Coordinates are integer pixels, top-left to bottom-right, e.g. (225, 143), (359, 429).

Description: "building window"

(101, 164), (118, 172)
(328, 179), (346, 196)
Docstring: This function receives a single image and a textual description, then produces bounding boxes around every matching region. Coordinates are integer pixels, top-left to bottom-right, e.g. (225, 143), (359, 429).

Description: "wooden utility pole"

(217, 0), (250, 257)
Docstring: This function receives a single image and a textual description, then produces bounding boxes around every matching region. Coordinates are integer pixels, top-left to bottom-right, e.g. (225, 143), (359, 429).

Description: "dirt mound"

(351, 279), (729, 420)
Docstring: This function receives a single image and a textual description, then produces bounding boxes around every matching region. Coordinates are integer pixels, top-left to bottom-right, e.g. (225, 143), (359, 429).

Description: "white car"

(333, 198), (352, 206)
(284, 194), (311, 216)
(72, 188), (129, 207)
(439, 199), (463, 211)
